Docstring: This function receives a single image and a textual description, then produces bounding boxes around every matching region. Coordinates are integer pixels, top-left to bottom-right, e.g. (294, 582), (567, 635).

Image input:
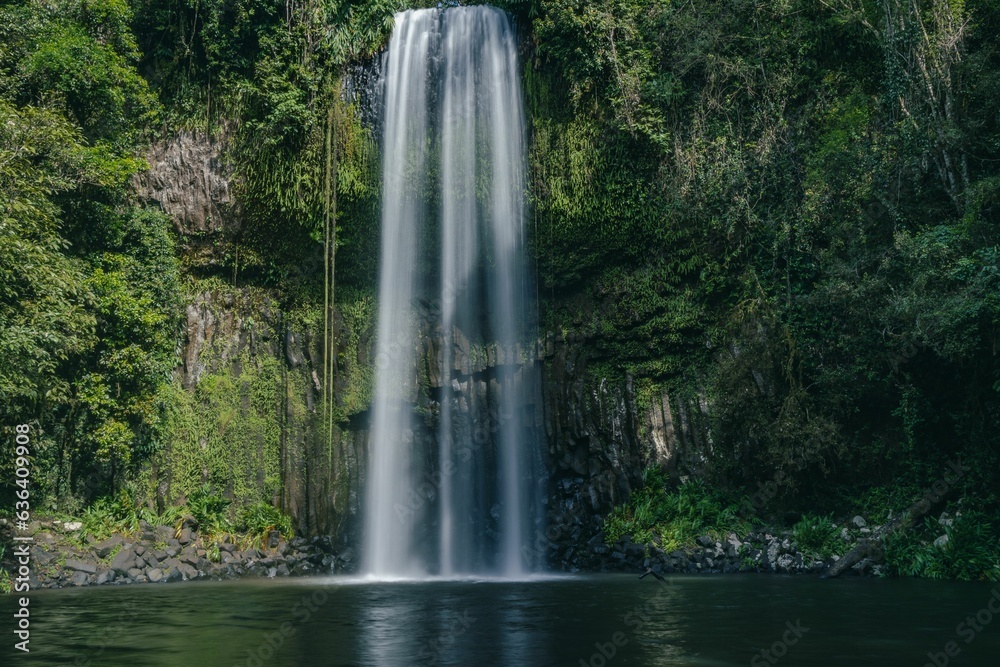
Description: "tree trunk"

(823, 491), (941, 578)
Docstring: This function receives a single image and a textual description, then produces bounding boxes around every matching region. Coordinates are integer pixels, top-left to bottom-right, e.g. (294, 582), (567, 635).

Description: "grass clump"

(883, 510), (1000, 581)
(186, 484), (232, 536)
(791, 514), (842, 560)
(238, 501), (294, 547)
(78, 489), (152, 541)
(604, 468), (751, 552)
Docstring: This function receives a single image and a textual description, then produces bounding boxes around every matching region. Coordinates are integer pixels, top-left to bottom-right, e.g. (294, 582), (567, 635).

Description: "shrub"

(792, 514), (841, 560)
(604, 468), (751, 552)
(186, 484), (231, 535)
(79, 489), (148, 541)
(238, 501), (294, 547)
(883, 511), (1000, 581)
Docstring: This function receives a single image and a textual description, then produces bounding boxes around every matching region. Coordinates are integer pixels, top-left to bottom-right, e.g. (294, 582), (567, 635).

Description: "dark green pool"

(3, 574), (999, 666)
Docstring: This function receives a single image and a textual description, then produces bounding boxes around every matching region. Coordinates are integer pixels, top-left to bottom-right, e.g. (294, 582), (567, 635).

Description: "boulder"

(110, 547), (136, 573)
(207, 564), (230, 579)
(31, 547), (55, 566)
(155, 525), (175, 542)
(65, 559), (98, 575)
(35, 531), (56, 546)
(177, 563), (199, 580)
(126, 567), (144, 580)
(70, 571), (89, 586)
(178, 528), (195, 545)
(94, 535), (123, 558)
(851, 516), (867, 528)
(146, 568), (163, 583)
(96, 569), (114, 585)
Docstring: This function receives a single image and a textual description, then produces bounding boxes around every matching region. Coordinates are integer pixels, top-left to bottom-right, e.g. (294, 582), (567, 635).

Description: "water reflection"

(3, 575), (1000, 666)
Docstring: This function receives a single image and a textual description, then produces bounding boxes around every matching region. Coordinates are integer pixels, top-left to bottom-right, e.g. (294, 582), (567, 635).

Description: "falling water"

(364, 6), (542, 578)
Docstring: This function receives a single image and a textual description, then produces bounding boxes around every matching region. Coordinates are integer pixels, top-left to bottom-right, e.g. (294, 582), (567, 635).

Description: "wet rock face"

(181, 289), (281, 390)
(170, 286), (368, 539)
(536, 330), (715, 566)
(134, 130), (234, 236)
(171, 283), (715, 554)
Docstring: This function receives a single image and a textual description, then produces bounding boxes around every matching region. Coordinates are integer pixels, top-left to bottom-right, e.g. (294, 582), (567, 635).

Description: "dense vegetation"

(1, 0), (999, 579)
(519, 0), (1000, 578)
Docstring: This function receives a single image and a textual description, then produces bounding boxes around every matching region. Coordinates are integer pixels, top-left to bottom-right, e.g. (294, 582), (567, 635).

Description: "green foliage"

(0, 542), (11, 594)
(531, 0), (1000, 518)
(239, 501), (294, 546)
(187, 484), (232, 536)
(0, 1), (180, 509)
(604, 468), (751, 552)
(77, 487), (165, 541)
(792, 514), (842, 560)
(157, 347), (285, 506)
(2, 0), (158, 144)
(0, 101), (97, 415)
(883, 511), (1000, 581)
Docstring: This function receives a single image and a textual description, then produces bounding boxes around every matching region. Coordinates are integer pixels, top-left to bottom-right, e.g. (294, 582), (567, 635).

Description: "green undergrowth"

(0, 543), (10, 594)
(883, 509), (1000, 582)
(604, 469), (752, 552)
(71, 485), (294, 550)
(791, 514), (842, 560)
(158, 354), (284, 507)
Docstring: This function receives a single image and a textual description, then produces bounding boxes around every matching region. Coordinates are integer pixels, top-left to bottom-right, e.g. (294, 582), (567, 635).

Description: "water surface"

(3, 574), (999, 666)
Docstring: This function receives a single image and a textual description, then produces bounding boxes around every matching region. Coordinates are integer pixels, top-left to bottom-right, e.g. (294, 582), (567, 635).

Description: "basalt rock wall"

(141, 131), (714, 563)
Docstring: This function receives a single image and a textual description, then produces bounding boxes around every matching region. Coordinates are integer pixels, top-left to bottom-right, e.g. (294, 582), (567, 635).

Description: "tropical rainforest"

(1, 0), (999, 580)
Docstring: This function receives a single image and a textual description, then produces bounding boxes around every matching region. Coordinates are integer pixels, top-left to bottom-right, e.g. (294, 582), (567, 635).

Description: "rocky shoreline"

(3, 516), (887, 590)
(586, 531), (874, 577)
(1, 518), (355, 590)
(552, 515), (890, 577)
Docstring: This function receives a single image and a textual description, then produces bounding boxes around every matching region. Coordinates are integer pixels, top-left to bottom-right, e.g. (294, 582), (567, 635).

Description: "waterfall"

(363, 6), (542, 578)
